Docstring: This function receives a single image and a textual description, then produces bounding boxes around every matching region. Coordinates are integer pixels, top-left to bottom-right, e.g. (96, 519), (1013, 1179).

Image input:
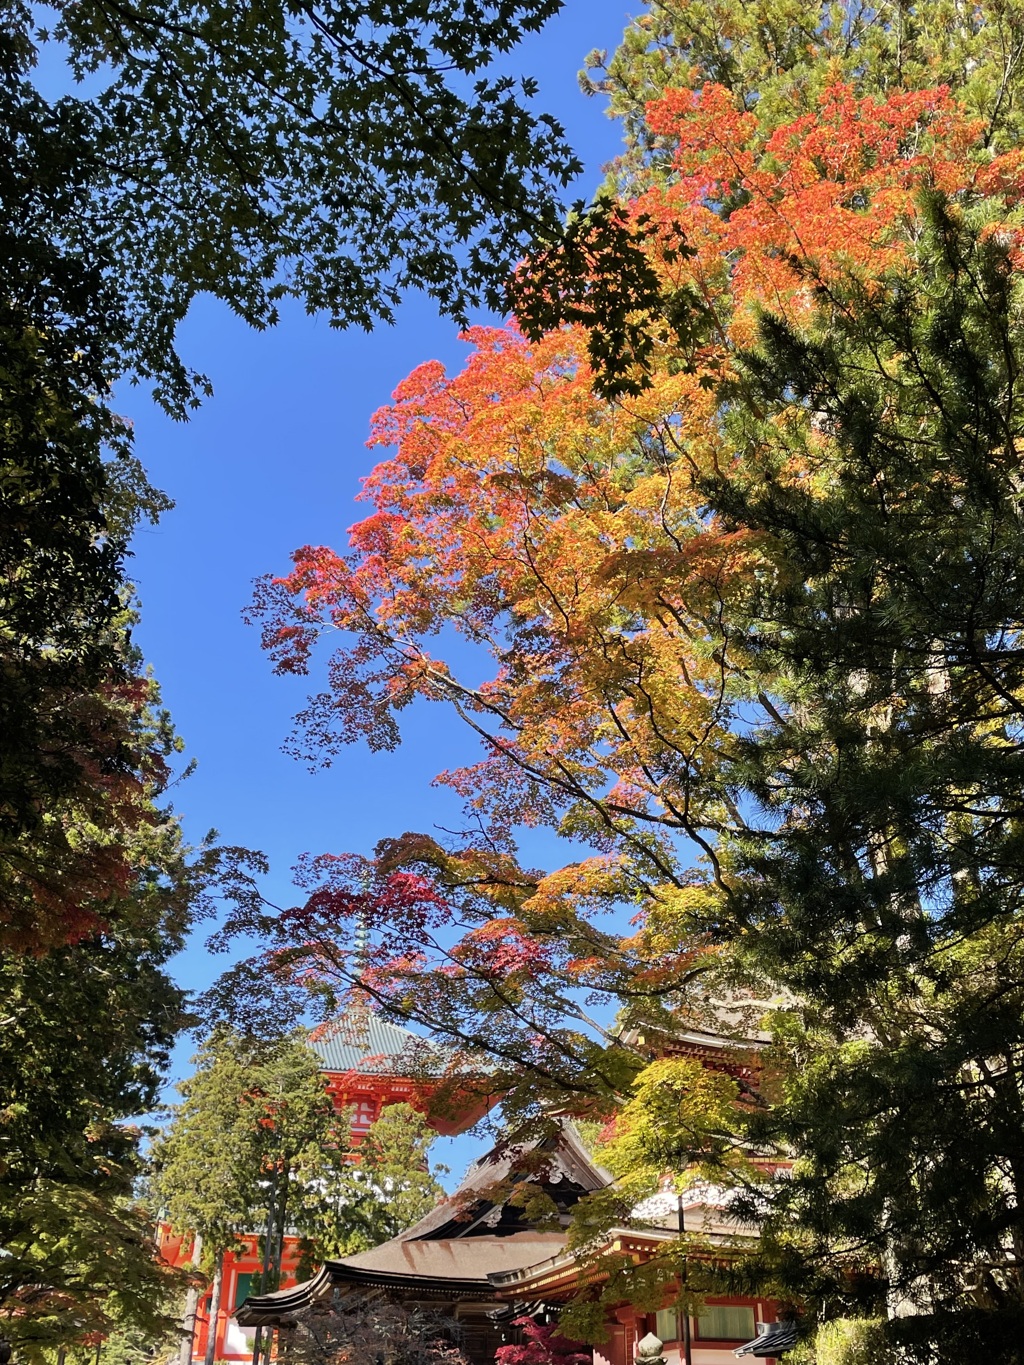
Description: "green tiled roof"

(309, 1011), (431, 1075)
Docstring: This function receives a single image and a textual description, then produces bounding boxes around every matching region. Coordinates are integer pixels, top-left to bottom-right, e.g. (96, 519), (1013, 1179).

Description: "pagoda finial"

(353, 913), (370, 970)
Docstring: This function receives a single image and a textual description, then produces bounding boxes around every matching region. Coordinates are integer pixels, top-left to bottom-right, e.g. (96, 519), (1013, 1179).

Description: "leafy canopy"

(20, 0), (583, 413)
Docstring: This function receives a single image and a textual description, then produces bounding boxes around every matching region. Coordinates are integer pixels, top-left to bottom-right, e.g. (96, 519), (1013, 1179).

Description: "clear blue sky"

(121, 2), (640, 1167)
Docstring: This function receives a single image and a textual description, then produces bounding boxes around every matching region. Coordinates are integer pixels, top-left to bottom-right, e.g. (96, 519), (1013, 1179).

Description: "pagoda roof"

(309, 1010), (434, 1077)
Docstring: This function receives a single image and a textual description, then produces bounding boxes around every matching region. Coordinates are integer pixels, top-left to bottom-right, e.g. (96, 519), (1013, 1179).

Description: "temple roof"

(396, 1120), (610, 1241)
(236, 1121), (609, 1325)
(237, 1233), (568, 1322)
(337, 1231), (567, 1285)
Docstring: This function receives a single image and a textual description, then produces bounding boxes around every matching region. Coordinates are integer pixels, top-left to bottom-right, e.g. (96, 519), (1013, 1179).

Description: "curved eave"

(488, 1228), (674, 1298)
(236, 1266), (334, 1326)
(325, 1264), (496, 1295)
(236, 1263), (499, 1326)
(489, 1226), (759, 1300)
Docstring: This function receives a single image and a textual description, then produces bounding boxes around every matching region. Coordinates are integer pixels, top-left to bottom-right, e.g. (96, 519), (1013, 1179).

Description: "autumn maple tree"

(211, 9), (1024, 1360)
(495, 1316), (590, 1365)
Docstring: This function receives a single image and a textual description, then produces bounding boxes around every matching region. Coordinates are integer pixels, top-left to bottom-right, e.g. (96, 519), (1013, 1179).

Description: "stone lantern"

(635, 1332), (666, 1365)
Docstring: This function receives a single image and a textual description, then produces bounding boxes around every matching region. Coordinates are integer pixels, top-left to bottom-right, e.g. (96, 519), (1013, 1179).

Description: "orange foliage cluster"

(249, 80), (1024, 1041)
(639, 81), (1024, 345)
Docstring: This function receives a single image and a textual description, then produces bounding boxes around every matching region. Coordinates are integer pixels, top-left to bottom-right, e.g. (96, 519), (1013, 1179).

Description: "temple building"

(236, 1117), (785, 1365)
(237, 1122), (600, 1363)
(171, 1010), (791, 1365)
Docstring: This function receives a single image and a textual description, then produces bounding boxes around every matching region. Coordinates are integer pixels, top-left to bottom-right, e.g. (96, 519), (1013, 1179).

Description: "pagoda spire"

(353, 912), (369, 969)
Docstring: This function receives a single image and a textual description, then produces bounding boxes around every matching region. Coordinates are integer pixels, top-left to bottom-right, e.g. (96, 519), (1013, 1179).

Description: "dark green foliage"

(509, 197), (699, 398)
(153, 1030), (352, 1285)
(0, 0), (584, 940)
(153, 1033), (444, 1285)
(0, 14), (181, 949)
(0, 913), (191, 1356)
(334, 1101), (445, 1253)
(0, 7), (158, 661)
(702, 200), (1024, 1355)
(10, 0), (584, 414)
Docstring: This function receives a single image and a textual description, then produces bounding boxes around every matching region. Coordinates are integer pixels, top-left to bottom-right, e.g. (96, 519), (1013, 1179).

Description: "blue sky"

(117, 3), (642, 1169)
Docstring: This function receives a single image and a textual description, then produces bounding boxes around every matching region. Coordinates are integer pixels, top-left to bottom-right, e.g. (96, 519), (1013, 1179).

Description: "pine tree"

(705, 199), (1024, 1359)
(154, 1032), (348, 1282)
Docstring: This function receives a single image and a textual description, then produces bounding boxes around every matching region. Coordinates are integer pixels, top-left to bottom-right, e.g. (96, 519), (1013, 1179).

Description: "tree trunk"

(260, 1326), (275, 1365)
(204, 1249), (225, 1365)
(251, 1168), (280, 1365)
(677, 1195), (692, 1365)
(178, 1232), (204, 1365)
(261, 1178), (287, 1365)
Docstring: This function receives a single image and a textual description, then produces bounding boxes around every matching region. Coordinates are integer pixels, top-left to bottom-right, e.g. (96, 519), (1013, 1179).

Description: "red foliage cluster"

(495, 1317), (590, 1365)
(449, 919), (553, 976)
(3, 669), (177, 953)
